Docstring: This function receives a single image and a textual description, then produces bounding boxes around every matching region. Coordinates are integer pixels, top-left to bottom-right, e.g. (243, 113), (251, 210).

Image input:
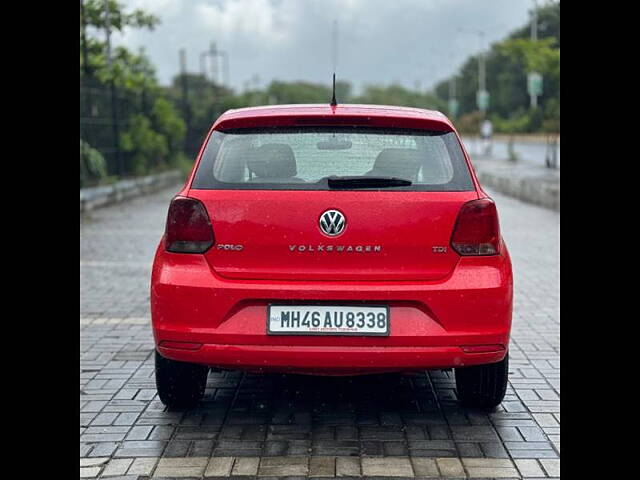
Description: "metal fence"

(80, 77), (151, 179)
(80, 76), (220, 185)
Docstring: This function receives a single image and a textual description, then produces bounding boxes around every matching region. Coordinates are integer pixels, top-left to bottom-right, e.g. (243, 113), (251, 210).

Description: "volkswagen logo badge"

(319, 209), (346, 236)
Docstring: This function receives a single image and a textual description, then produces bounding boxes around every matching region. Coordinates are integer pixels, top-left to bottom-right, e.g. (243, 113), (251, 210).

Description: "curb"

(80, 170), (184, 213)
(463, 134), (560, 144)
(474, 163), (559, 211)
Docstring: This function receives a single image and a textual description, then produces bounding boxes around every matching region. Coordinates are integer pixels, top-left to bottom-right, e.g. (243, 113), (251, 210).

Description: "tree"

(432, 1), (559, 132)
(497, 38), (560, 79)
(81, 0), (189, 180)
(150, 98), (187, 158)
(266, 81), (332, 104)
(119, 115), (168, 175)
(80, 0), (160, 91)
(80, 140), (108, 187)
(353, 84), (445, 111)
(81, 0), (159, 33)
(164, 73), (236, 156)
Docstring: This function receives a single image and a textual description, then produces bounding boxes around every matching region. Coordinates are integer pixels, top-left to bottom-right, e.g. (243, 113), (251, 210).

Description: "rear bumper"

(151, 245), (513, 374)
(158, 343), (506, 375)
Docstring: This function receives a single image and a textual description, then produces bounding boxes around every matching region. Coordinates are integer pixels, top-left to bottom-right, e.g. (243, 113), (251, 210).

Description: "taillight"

(451, 198), (500, 256)
(164, 196), (214, 253)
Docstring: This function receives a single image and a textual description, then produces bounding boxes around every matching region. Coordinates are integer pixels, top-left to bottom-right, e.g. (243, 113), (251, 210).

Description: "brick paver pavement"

(80, 186), (559, 479)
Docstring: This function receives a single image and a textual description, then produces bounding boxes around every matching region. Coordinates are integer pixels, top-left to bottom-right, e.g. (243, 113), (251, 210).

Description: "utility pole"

(441, 47), (459, 118)
(199, 51), (209, 80)
(209, 41), (218, 84)
(219, 50), (229, 86)
(448, 76), (458, 118)
(477, 31), (488, 115)
(179, 49), (191, 151)
(80, 0), (91, 77)
(478, 32), (485, 92)
(104, 0), (122, 176)
(179, 48), (188, 102)
(527, 0), (542, 109)
(201, 42), (230, 114)
(530, 0), (538, 42)
(200, 43), (229, 86)
(80, 0), (95, 119)
(458, 27), (489, 114)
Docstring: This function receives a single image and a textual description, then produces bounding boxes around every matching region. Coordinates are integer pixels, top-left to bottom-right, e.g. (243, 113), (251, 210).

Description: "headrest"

(247, 143), (297, 178)
(369, 148), (422, 180)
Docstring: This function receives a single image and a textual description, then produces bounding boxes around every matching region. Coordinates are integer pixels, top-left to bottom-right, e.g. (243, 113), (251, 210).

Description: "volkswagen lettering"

(151, 103), (513, 409)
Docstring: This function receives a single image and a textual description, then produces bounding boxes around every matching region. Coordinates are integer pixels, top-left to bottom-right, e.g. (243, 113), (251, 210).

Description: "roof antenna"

(330, 73), (337, 107)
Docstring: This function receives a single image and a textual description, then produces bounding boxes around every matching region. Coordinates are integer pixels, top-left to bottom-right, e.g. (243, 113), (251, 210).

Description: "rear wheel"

(155, 350), (208, 409)
(455, 353), (508, 409)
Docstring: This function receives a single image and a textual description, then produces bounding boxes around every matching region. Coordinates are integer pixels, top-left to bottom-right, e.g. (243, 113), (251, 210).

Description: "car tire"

(155, 350), (208, 409)
(455, 353), (508, 409)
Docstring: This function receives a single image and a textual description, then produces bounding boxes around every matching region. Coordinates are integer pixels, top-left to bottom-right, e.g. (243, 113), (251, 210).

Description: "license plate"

(268, 305), (389, 336)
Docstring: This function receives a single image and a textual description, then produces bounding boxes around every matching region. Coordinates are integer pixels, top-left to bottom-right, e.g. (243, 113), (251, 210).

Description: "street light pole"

(104, 0), (122, 176)
(531, 0), (538, 42)
(199, 51), (209, 80)
(529, 0), (539, 108)
(218, 50), (229, 87)
(475, 31), (488, 115)
(80, 0), (95, 119)
(179, 49), (191, 151)
(458, 27), (489, 114)
(200, 44), (229, 87)
(478, 31), (486, 94)
(448, 75), (459, 118)
(80, 0), (91, 77)
(209, 41), (218, 84)
(419, 47), (459, 115)
(104, 0), (112, 68)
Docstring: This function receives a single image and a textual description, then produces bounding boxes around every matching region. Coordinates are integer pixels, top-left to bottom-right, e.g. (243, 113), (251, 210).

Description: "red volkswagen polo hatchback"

(151, 103), (513, 409)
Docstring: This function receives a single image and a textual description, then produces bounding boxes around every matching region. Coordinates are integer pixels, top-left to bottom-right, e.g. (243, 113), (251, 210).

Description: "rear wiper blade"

(326, 176), (412, 189)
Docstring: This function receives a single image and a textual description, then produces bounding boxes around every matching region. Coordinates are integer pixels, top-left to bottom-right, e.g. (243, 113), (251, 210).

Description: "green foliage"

(541, 98), (560, 133)
(82, 0), (159, 32)
(456, 111), (484, 135)
(117, 99), (186, 176)
(168, 152), (195, 178)
(267, 81), (331, 104)
(150, 97), (186, 155)
(507, 2), (560, 46)
(103, 47), (158, 91)
(81, 0), (189, 181)
(353, 84), (445, 111)
(81, 0), (159, 91)
(491, 111), (529, 133)
(120, 115), (168, 176)
(82, 0), (559, 188)
(161, 76), (450, 163)
(497, 38), (559, 78)
(434, 1), (559, 133)
(490, 107), (545, 134)
(335, 81), (352, 103)
(80, 139), (108, 187)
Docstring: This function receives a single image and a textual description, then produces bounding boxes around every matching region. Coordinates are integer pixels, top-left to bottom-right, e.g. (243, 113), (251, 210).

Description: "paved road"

(80, 186), (559, 479)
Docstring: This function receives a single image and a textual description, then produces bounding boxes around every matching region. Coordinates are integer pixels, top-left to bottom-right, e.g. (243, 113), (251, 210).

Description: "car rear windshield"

(191, 127), (474, 191)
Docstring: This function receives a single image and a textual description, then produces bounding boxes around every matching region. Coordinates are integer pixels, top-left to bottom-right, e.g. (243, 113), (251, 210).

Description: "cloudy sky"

(113, 0), (534, 92)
